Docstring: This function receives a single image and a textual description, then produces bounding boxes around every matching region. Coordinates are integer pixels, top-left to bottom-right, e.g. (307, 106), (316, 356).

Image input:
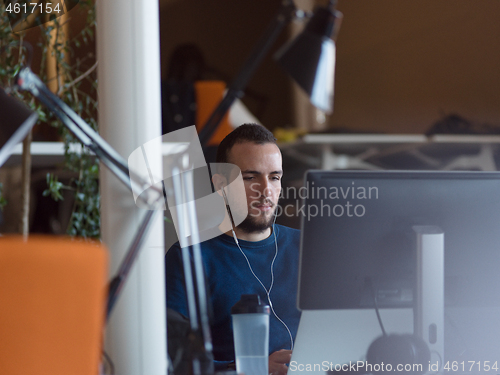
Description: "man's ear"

(211, 174), (228, 196)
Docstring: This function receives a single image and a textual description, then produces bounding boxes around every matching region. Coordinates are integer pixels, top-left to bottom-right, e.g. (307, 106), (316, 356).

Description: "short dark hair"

(215, 123), (277, 163)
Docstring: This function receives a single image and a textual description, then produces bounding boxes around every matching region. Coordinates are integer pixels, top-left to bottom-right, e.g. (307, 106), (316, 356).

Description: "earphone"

(221, 187), (294, 351)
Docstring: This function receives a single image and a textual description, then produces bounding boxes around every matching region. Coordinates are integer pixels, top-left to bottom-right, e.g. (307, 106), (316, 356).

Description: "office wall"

(333, 0), (500, 134)
(161, 0), (500, 134)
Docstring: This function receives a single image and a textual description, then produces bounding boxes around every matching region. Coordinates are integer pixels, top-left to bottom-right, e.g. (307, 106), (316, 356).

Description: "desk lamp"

(274, 0), (342, 114)
(0, 65), (162, 317)
(198, 0), (342, 146)
(0, 62), (214, 373)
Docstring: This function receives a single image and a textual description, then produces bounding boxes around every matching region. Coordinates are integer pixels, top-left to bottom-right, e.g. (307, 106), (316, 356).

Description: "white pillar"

(96, 1), (167, 374)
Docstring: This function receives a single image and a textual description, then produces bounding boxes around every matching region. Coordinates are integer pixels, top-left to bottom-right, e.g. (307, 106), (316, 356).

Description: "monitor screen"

(298, 170), (500, 311)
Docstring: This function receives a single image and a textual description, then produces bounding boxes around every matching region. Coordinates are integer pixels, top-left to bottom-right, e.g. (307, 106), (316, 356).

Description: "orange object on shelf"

(194, 81), (233, 146)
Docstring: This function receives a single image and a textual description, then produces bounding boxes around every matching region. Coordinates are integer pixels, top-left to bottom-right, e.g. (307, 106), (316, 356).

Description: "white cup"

(232, 294), (270, 375)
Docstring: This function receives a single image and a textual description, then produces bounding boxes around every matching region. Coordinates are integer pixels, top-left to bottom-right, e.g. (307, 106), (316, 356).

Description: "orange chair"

(0, 236), (108, 375)
(194, 80), (234, 147)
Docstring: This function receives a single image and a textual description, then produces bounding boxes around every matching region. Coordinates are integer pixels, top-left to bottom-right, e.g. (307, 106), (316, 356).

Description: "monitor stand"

(413, 226), (444, 371)
(289, 227), (445, 375)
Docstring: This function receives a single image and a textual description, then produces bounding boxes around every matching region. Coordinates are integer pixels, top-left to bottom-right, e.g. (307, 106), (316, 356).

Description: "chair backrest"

(0, 236), (108, 375)
(194, 80), (233, 146)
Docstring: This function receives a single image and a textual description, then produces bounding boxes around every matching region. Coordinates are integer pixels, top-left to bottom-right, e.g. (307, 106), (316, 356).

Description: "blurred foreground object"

(0, 235), (108, 375)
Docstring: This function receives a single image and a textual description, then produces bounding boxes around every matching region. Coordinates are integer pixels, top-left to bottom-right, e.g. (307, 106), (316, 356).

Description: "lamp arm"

(170, 158), (214, 373)
(107, 209), (158, 319)
(16, 67), (163, 200)
(198, 0), (297, 146)
(27, 82), (133, 189)
(17, 68), (130, 177)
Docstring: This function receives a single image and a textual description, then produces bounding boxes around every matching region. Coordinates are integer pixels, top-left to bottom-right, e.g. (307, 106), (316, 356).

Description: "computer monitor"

(298, 170), (500, 364)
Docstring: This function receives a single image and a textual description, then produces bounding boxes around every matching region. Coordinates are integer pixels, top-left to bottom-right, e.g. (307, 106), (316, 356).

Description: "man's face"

(226, 141), (282, 233)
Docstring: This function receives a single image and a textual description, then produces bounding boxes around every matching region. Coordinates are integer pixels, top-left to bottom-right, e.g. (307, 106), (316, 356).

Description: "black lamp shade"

(274, 8), (342, 114)
(0, 86), (38, 167)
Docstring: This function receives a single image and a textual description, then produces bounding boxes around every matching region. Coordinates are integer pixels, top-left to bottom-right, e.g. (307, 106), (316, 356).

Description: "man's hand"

(269, 349), (292, 375)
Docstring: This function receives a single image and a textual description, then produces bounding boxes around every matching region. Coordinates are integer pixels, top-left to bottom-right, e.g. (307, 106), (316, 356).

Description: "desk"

(2, 142), (84, 168)
(6, 136), (500, 170)
(280, 134), (500, 171)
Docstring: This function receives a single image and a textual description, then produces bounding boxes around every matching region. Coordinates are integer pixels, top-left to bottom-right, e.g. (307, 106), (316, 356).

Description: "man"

(165, 123), (301, 375)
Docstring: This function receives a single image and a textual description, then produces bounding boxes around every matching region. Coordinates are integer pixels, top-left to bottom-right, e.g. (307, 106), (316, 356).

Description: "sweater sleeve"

(165, 242), (189, 318)
(165, 242), (235, 371)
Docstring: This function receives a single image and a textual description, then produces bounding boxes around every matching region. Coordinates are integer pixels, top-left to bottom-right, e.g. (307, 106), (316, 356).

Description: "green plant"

(0, 1), (100, 238)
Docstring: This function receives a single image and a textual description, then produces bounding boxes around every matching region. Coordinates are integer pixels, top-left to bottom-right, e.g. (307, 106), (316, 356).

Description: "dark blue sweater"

(165, 224), (301, 362)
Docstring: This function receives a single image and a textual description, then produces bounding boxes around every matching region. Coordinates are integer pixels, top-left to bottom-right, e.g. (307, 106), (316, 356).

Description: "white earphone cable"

(231, 214), (294, 351)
